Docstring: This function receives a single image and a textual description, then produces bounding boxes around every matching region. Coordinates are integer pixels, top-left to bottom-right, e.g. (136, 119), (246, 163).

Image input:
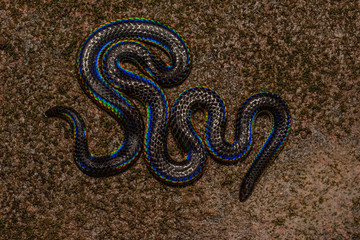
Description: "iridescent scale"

(46, 18), (291, 201)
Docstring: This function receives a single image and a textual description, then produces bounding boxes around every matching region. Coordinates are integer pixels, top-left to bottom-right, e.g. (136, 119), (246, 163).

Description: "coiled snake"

(46, 18), (291, 201)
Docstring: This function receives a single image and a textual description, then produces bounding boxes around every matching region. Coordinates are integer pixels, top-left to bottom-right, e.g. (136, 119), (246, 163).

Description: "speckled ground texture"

(1, 0), (359, 239)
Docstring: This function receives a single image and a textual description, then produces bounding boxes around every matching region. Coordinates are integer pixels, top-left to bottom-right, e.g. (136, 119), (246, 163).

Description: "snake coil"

(46, 18), (290, 201)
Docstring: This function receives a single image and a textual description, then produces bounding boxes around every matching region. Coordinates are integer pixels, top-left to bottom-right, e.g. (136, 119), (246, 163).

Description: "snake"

(45, 18), (291, 201)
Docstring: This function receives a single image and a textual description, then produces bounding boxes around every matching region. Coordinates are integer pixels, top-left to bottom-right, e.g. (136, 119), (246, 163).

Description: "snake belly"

(45, 18), (291, 201)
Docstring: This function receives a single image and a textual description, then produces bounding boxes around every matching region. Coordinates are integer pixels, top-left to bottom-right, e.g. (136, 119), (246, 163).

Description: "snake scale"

(46, 18), (290, 201)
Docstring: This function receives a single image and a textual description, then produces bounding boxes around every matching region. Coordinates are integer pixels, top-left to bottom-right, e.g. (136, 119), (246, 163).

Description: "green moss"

(0, 218), (9, 236)
(220, 174), (234, 186)
(272, 218), (286, 226)
(309, 104), (321, 111)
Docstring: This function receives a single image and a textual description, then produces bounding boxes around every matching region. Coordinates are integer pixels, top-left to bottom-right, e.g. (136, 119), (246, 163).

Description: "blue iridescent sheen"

(46, 18), (290, 201)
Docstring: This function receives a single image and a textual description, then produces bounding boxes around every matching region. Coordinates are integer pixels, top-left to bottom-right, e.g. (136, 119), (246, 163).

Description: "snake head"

(239, 177), (255, 202)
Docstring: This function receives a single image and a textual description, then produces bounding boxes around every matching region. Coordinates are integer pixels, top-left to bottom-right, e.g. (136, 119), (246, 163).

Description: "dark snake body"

(46, 18), (291, 201)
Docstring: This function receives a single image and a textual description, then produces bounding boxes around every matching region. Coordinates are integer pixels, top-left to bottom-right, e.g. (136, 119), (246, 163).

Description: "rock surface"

(1, 1), (359, 239)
